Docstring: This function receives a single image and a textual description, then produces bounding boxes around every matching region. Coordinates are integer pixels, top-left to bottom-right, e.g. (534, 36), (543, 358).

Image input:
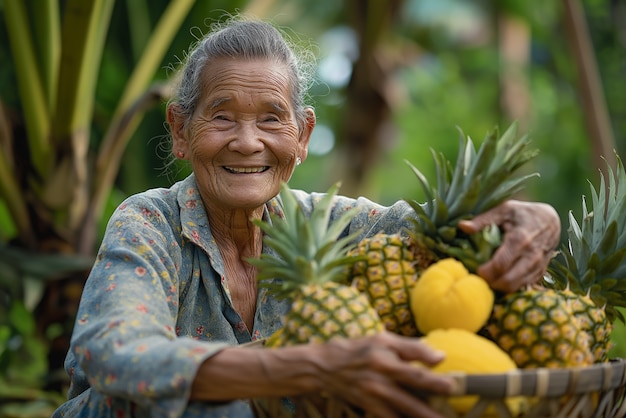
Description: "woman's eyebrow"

(207, 97), (287, 113)
(209, 97), (230, 109)
(270, 102), (288, 113)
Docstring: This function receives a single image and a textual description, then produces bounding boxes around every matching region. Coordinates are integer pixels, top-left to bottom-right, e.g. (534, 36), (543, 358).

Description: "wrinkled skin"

(168, 58), (314, 214)
(311, 333), (456, 418)
(194, 332), (456, 418)
(458, 200), (561, 293)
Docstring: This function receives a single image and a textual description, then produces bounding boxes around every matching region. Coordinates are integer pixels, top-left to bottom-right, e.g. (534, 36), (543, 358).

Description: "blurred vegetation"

(0, 0), (624, 415)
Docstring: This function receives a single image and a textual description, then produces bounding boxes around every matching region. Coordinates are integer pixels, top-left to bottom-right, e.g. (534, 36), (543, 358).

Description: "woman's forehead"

(206, 94), (288, 113)
(201, 57), (290, 85)
(199, 59), (293, 106)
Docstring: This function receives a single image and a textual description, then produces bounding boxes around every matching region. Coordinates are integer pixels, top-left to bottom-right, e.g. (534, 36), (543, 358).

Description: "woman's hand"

(311, 332), (455, 418)
(458, 200), (561, 293)
(193, 332), (453, 418)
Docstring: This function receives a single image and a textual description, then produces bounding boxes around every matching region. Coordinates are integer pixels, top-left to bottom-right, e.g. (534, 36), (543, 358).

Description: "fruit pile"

(248, 122), (626, 416)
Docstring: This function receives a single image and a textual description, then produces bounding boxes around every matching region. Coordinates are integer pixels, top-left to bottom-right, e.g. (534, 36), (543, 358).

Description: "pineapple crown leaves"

(404, 121), (540, 232)
(246, 182), (363, 299)
(547, 153), (626, 321)
(403, 122), (538, 271)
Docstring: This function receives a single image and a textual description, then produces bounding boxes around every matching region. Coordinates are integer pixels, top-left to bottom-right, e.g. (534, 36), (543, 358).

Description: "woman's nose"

(228, 122), (265, 154)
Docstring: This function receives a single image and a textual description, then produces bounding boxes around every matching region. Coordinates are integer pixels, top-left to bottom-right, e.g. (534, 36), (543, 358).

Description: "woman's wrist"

(190, 343), (325, 401)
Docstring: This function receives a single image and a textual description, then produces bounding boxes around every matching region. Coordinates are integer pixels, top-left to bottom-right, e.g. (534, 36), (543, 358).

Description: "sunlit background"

(105, 0), (625, 224)
(0, 0), (624, 415)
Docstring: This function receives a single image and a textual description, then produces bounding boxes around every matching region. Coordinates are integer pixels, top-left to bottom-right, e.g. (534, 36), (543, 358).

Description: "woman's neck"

(208, 206), (264, 256)
(206, 205), (265, 331)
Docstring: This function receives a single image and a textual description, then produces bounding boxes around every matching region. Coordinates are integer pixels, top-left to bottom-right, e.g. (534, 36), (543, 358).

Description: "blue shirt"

(53, 174), (415, 418)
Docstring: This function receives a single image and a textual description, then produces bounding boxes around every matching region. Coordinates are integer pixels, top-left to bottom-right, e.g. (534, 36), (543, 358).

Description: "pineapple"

(487, 154), (626, 368)
(247, 182), (384, 347)
(403, 121), (539, 272)
(544, 154), (626, 363)
(349, 232), (420, 336)
(347, 122), (539, 336)
(486, 286), (594, 368)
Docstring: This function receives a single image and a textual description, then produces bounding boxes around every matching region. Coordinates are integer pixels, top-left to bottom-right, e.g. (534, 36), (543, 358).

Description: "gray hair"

(171, 18), (316, 130)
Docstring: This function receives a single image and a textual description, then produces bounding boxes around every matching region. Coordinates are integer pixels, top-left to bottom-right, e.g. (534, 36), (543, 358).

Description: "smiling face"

(168, 58), (315, 214)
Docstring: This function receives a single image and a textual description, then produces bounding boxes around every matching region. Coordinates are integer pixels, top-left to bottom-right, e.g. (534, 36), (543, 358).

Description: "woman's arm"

(68, 193), (231, 416)
(191, 332), (455, 418)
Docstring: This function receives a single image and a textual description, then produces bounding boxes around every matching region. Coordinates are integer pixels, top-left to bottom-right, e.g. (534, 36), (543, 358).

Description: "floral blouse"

(53, 174), (415, 418)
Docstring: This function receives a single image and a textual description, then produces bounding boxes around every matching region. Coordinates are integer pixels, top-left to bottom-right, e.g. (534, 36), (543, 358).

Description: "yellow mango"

(420, 328), (525, 415)
(410, 258), (494, 334)
(422, 328), (516, 374)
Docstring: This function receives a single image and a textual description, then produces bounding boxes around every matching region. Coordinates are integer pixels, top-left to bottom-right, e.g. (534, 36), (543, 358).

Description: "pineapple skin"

(275, 282), (384, 347)
(486, 287), (594, 369)
(348, 233), (420, 337)
(560, 288), (613, 363)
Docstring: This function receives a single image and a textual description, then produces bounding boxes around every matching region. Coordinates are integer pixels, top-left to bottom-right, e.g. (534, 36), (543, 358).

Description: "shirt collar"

(176, 174), (286, 252)
(176, 174), (211, 253)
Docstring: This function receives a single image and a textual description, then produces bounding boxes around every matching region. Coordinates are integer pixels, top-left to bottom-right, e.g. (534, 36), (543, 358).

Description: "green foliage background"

(71, 0), (626, 237)
(0, 0), (624, 415)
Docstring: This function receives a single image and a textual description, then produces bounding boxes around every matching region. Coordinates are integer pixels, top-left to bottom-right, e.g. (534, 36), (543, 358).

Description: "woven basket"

(252, 359), (626, 418)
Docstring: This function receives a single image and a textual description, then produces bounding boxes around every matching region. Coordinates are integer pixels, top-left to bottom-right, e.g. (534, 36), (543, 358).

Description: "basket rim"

(441, 358), (626, 397)
(247, 340), (626, 398)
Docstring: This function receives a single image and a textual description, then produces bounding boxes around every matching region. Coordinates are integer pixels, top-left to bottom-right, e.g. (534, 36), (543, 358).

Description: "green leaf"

(599, 248), (626, 276)
(91, 0), (196, 227)
(114, 0), (196, 118)
(32, 0), (61, 112)
(3, 0), (50, 175)
(53, 0), (115, 142)
(0, 160), (32, 241)
(8, 302), (35, 336)
(437, 225), (456, 242)
(600, 278), (618, 290)
(405, 159), (434, 207)
(567, 209), (583, 254)
(610, 281), (626, 291)
(446, 132), (473, 203)
(448, 177), (480, 218)
(598, 221), (618, 256)
(581, 268), (597, 289)
(0, 243), (93, 280)
(589, 173), (607, 248)
(433, 150), (451, 199)
(462, 131), (496, 195)
(309, 182), (339, 247)
(325, 207), (361, 246)
(432, 192), (449, 226)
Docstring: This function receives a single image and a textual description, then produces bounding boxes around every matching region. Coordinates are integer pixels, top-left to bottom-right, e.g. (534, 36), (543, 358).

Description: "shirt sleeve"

(68, 194), (228, 416)
(290, 190), (416, 241)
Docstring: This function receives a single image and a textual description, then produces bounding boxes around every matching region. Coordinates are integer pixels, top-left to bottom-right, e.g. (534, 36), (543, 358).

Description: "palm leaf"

(91, 0), (196, 226)
(3, 0), (50, 174)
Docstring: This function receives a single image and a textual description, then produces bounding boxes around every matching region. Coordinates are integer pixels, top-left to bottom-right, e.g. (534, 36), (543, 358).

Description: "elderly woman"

(53, 18), (560, 418)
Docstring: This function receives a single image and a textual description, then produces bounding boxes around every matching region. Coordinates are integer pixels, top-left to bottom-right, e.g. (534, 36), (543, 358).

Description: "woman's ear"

(167, 103), (189, 159)
(298, 107), (316, 163)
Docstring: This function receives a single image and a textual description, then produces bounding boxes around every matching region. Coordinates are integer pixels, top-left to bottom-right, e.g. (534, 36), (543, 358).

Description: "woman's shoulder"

(271, 186), (400, 217)
(108, 175), (198, 227)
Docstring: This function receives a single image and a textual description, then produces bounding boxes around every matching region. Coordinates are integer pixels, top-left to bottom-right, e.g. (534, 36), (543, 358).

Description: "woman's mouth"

(224, 166), (269, 174)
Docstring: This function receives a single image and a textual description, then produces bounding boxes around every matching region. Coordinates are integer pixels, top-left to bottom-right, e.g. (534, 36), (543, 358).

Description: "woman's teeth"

(224, 166), (268, 174)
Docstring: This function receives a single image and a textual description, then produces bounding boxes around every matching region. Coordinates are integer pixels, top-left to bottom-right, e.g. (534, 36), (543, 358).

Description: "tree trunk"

(562, 0), (617, 174)
(338, 0), (403, 197)
(497, 13), (531, 131)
